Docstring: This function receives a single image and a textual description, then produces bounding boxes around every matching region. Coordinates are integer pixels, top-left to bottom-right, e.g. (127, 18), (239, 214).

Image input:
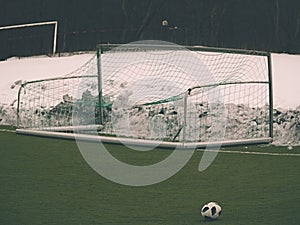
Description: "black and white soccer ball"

(200, 202), (222, 220)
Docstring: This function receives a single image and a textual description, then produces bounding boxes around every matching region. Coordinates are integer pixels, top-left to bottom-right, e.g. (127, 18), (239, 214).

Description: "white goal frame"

(0, 21), (58, 56)
(16, 44), (273, 148)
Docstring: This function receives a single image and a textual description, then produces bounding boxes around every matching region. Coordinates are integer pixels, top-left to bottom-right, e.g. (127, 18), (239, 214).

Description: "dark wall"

(1, 0), (299, 60)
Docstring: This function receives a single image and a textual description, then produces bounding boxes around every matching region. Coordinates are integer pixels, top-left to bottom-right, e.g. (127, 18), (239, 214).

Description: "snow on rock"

(107, 102), (300, 146)
(111, 89), (133, 137)
(1, 95), (299, 146)
(0, 104), (17, 126)
(272, 106), (300, 146)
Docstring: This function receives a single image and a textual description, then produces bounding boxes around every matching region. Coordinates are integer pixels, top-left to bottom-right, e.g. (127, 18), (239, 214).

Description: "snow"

(0, 53), (94, 106)
(272, 53), (300, 109)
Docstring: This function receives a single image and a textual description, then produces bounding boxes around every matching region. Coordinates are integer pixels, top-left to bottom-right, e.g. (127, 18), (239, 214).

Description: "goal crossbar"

(97, 43), (270, 56)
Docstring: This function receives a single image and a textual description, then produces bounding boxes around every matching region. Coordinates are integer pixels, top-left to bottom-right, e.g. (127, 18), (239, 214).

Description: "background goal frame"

(0, 21), (58, 56)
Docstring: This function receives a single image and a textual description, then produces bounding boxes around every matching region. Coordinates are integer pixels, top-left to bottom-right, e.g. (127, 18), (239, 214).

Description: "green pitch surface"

(0, 129), (300, 225)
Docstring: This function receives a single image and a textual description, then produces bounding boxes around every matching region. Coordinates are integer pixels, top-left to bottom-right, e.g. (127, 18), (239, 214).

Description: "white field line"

(0, 129), (16, 133)
(198, 148), (300, 157)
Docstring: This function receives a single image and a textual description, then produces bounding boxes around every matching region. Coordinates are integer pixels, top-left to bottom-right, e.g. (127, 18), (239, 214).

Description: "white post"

(52, 21), (58, 56)
(182, 91), (188, 145)
(97, 48), (103, 124)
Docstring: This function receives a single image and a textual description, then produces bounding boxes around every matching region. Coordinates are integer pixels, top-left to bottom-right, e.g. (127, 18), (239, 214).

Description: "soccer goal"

(0, 21), (58, 58)
(16, 42), (273, 148)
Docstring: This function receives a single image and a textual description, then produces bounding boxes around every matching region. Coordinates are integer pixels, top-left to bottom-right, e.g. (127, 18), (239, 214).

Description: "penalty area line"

(197, 148), (300, 157)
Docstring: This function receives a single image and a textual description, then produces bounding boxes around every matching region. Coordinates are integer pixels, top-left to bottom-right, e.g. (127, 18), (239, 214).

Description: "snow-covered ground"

(0, 53), (94, 107)
(0, 51), (299, 145)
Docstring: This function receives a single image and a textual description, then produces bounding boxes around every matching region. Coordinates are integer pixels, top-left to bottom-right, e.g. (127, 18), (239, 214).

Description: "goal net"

(17, 42), (273, 147)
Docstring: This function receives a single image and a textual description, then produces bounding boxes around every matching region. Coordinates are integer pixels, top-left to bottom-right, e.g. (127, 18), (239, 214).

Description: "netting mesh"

(17, 55), (97, 129)
(18, 44), (271, 143)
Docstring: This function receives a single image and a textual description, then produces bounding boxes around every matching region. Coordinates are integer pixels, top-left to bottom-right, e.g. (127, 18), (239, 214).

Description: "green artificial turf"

(0, 129), (299, 225)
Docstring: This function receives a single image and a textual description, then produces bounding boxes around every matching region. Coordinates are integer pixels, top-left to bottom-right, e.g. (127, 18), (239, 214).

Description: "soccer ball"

(161, 20), (168, 27)
(200, 202), (222, 220)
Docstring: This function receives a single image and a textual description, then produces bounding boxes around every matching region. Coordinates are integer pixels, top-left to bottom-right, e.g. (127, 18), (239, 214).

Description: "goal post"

(0, 21), (58, 56)
(16, 42), (273, 148)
